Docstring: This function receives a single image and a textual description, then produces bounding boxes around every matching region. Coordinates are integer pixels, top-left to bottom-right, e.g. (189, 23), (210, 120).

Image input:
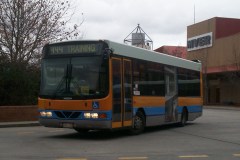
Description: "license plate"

(62, 123), (74, 128)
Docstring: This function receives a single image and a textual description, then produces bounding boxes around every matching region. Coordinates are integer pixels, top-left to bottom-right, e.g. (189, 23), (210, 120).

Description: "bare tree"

(223, 44), (240, 84)
(0, 0), (83, 65)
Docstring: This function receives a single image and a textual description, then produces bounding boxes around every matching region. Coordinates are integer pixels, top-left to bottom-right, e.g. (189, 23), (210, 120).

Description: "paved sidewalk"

(204, 105), (240, 110)
(0, 121), (40, 128)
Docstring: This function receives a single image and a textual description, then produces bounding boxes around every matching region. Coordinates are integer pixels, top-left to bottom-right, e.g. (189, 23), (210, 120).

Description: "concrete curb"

(0, 121), (41, 128)
(204, 105), (240, 111)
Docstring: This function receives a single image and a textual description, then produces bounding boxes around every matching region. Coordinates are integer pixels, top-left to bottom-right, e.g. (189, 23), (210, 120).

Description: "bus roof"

(104, 40), (201, 72)
(46, 40), (201, 71)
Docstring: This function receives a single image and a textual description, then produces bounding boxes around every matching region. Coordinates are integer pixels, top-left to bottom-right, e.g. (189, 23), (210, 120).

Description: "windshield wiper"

(52, 64), (72, 98)
(52, 76), (67, 98)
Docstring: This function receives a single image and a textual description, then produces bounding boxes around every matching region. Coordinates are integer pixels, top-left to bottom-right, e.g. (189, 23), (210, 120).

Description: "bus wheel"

(179, 108), (188, 127)
(130, 111), (145, 135)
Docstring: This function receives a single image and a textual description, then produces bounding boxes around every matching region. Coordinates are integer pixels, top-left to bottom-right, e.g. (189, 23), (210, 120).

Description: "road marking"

(56, 158), (87, 160)
(179, 155), (208, 158)
(118, 157), (148, 160)
(233, 154), (240, 157)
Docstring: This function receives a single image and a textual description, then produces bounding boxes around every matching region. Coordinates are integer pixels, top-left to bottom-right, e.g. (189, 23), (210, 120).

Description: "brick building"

(154, 46), (187, 58)
(187, 17), (240, 105)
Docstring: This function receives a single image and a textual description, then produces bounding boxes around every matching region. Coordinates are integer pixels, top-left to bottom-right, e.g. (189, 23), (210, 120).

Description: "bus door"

(112, 58), (133, 128)
(164, 66), (178, 122)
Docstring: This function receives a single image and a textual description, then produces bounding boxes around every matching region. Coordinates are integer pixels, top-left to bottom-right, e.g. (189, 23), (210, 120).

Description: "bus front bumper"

(39, 118), (112, 130)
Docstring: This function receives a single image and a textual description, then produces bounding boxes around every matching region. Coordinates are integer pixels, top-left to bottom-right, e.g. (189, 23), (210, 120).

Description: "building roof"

(154, 46), (187, 59)
(187, 17), (240, 40)
(215, 17), (240, 39)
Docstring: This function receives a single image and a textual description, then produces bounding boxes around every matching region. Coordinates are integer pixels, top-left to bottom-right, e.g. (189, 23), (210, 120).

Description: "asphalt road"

(0, 108), (240, 160)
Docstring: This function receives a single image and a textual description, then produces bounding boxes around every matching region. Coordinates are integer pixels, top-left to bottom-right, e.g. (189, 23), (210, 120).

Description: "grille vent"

(54, 111), (81, 119)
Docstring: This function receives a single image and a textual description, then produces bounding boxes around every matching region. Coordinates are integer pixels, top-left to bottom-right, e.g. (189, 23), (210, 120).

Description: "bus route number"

(49, 44), (96, 55)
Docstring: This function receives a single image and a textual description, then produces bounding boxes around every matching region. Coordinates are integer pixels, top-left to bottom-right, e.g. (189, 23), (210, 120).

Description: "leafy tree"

(0, 62), (40, 105)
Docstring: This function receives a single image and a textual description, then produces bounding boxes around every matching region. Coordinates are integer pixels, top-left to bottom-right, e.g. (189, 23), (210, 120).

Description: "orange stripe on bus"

(178, 97), (203, 106)
(38, 95), (112, 111)
(132, 96), (202, 108)
(133, 96), (165, 107)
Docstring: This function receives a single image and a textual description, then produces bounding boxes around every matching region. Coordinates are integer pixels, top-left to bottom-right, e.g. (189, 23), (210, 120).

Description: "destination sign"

(48, 43), (98, 55)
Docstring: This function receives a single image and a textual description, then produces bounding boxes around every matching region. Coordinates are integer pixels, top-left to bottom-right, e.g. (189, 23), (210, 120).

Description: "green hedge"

(0, 63), (40, 105)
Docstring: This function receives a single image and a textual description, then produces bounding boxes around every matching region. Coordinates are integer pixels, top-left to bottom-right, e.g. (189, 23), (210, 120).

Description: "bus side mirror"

(103, 48), (113, 59)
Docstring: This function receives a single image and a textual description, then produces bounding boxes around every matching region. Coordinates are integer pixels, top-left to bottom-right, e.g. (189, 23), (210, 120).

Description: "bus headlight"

(46, 111), (52, 117)
(40, 111), (46, 117)
(91, 113), (98, 119)
(40, 111), (52, 117)
(84, 113), (91, 119)
(84, 113), (99, 119)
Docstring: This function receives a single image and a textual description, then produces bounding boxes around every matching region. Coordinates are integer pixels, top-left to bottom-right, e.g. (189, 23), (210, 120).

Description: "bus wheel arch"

(179, 107), (188, 127)
(130, 109), (146, 135)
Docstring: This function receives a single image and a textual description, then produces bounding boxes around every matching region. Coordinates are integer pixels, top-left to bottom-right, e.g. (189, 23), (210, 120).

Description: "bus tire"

(179, 108), (188, 127)
(130, 111), (145, 135)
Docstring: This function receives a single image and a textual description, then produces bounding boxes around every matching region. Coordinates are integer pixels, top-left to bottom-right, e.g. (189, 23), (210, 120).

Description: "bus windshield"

(39, 56), (109, 99)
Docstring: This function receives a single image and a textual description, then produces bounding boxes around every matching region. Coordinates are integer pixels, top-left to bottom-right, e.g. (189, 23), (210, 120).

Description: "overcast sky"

(70, 0), (240, 49)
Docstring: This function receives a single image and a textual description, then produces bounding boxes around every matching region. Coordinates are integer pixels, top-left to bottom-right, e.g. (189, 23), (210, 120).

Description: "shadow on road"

(42, 122), (196, 140)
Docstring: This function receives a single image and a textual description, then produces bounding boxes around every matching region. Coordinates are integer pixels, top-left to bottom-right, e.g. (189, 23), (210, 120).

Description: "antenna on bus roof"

(124, 24), (153, 50)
